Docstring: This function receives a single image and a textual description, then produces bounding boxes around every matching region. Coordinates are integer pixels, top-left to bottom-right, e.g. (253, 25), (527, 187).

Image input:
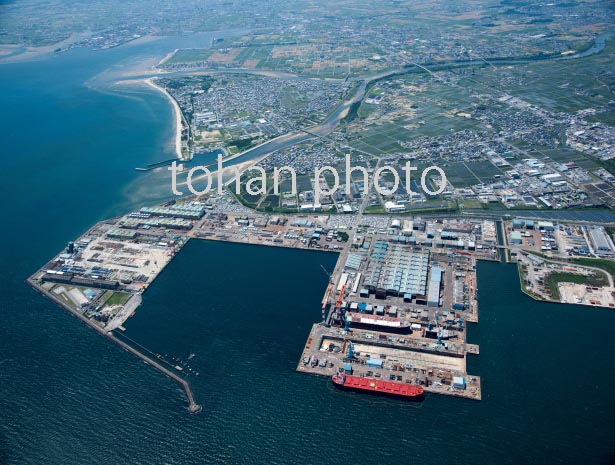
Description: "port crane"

(321, 283), (333, 322)
(320, 265), (334, 323)
(343, 339), (356, 362)
(435, 312), (443, 346)
(332, 283), (346, 326)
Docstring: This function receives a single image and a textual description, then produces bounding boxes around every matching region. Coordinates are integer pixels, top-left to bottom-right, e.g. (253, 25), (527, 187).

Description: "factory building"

(541, 173), (563, 184)
(42, 271), (119, 290)
(384, 201), (405, 213)
(363, 241), (429, 298)
(337, 273), (349, 292)
(72, 276), (120, 290)
(510, 231), (523, 245)
(140, 203), (205, 220)
(42, 270), (74, 284)
(427, 267), (443, 307)
(538, 221), (555, 231)
(121, 217), (193, 230)
(512, 219), (525, 229)
(589, 227), (615, 254)
(452, 280), (466, 310)
(441, 231), (459, 241)
(107, 229), (137, 240)
(290, 218), (314, 228)
(453, 376), (466, 390)
(402, 220), (413, 235)
(344, 253), (362, 271)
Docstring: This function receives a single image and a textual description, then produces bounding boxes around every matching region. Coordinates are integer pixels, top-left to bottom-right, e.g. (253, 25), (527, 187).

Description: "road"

(138, 29), (615, 190)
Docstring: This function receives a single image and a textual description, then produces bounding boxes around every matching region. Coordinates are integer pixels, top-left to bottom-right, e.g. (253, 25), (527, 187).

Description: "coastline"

(143, 77), (185, 160)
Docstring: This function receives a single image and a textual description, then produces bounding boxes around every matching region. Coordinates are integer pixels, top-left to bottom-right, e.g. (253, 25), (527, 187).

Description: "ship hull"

(332, 375), (424, 401)
(347, 321), (412, 334)
(345, 312), (412, 334)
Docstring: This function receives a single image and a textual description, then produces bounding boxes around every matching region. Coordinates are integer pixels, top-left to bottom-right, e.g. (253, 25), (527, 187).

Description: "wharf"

(466, 343), (480, 355)
(29, 195), (494, 408)
(189, 211), (343, 253)
(296, 324), (481, 401)
(295, 221), (485, 402)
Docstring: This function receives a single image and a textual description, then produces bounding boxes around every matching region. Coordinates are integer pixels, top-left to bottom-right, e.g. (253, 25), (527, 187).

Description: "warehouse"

(140, 203), (205, 220)
(427, 267), (443, 307)
(510, 231), (523, 245)
(589, 227), (614, 253)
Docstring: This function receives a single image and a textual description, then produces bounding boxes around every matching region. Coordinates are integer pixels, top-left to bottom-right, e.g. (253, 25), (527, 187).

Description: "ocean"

(1, 38), (614, 465)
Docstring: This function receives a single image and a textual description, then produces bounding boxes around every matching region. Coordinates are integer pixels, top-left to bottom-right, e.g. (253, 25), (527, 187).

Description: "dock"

(295, 218), (487, 401)
(28, 194), (500, 408)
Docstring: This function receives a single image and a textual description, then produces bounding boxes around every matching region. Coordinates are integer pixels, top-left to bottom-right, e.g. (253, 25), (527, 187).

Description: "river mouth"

(113, 29), (615, 195)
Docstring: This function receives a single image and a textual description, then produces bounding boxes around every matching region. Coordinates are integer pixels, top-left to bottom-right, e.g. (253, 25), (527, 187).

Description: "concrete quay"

(29, 195), (499, 408)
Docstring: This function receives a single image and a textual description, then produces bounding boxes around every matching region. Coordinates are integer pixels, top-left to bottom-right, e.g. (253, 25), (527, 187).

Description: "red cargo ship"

(332, 373), (424, 400)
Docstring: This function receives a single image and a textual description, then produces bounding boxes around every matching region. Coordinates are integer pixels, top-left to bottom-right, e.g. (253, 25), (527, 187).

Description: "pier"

(28, 195), (504, 408)
(27, 276), (202, 414)
(108, 333), (201, 413)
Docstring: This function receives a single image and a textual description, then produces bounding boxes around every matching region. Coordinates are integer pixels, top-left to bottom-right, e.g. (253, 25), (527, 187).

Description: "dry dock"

(296, 323), (481, 401)
(295, 222), (486, 401)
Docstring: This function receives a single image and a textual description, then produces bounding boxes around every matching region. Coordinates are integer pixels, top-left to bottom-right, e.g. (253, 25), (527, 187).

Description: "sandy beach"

(143, 77), (185, 160)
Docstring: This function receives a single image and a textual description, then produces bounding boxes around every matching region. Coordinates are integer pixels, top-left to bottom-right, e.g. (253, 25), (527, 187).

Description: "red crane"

(331, 283), (346, 326)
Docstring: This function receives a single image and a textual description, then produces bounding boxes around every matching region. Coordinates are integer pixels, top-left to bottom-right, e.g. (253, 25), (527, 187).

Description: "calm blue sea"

(0, 38), (614, 465)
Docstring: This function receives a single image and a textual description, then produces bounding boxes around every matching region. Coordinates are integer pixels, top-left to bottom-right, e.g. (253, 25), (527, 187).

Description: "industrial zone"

(296, 218), (485, 401)
(28, 192), (615, 409)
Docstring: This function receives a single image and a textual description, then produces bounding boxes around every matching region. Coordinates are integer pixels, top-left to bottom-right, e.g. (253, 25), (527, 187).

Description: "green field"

(546, 271), (608, 300)
(166, 49), (213, 64)
(569, 258), (615, 278)
(463, 37), (615, 124)
(102, 291), (132, 308)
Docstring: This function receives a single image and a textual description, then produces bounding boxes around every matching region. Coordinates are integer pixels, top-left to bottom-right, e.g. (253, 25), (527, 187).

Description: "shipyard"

(296, 216), (487, 401)
(6, 0), (615, 461)
(27, 189), (492, 406)
(29, 185), (615, 410)
(28, 179), (615, 410)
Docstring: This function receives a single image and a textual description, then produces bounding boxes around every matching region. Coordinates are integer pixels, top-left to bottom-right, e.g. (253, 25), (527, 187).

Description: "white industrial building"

(427, 267), (443, 307)
(589, 227), (615, 255)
